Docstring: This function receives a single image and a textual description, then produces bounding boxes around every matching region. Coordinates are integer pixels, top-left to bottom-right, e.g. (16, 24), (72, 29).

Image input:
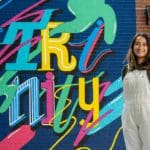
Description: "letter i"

(41, 72), (55, 125)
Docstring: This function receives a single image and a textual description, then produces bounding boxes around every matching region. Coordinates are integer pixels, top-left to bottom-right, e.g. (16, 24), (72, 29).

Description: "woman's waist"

(123, 98), (150, 104)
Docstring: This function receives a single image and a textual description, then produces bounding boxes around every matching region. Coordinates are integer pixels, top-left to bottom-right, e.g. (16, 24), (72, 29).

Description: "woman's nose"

(139, 44), (143, 49)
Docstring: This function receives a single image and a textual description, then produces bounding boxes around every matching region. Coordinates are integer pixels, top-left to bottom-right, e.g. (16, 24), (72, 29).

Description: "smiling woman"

(133, 36), (149, 64)
(121, 33), (150, 150)
(125, 33), (150, 71)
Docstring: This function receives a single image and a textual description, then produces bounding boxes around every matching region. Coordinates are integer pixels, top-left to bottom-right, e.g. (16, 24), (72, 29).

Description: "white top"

(123, 70), (150, 104)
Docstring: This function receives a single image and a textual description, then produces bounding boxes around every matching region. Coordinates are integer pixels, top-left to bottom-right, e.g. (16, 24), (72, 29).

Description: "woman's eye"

(143, 43), (147, 47)
(135, 43), (139, 46)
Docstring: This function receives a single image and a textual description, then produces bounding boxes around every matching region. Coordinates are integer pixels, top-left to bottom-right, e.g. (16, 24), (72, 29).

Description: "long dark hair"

(126, 32), (150, 70)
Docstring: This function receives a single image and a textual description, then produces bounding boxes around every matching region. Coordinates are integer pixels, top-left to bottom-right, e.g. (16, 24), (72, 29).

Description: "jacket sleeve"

(121, 65), (128, 80)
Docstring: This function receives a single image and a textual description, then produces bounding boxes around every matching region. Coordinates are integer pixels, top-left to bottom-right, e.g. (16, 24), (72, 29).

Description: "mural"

(0, 0), (136, 149)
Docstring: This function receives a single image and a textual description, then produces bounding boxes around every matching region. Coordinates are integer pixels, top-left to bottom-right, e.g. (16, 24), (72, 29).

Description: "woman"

(121, 32), (150, 150)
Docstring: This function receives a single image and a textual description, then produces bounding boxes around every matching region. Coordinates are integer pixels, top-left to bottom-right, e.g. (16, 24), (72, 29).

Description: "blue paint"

(0, 0), (13, 10)
(88, 77), (124, 134)
(0, 0), (136, 149)
(0, 27), (3, 32)
(88, 93), (124, 135)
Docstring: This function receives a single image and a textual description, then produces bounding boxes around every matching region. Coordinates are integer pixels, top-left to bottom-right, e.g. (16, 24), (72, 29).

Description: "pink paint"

(0, 36), (41, 66)
(41, 72), (55, 124)
(15, 10), (44, 22)
(82, 24), (113, 73)
(0, 1), (45, 64)
(0, 125), (35, 149)
(0, 32), (22, 58)
(83, 50), (112, 73)
(68, 40), (87, 47)
(0, 0), (45, 65)
(99, 82), (111, 101)
(73, 109), (113, 147)
(73, 81), (111, 147)
(1, 0), (46, 28)
(84, 25), (104, 69)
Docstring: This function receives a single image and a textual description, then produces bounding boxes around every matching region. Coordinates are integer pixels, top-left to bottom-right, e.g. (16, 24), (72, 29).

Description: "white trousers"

(121, 103), (150, 150)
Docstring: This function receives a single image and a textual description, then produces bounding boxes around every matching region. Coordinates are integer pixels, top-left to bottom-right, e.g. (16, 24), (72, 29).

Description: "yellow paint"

(109, 127), (122, 150)
(39, 22), (77, 71)
(79, 77), (100, 127)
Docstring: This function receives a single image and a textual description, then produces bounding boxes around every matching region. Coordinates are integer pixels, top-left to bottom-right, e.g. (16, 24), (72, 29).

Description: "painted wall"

(0, 0), (136, 149)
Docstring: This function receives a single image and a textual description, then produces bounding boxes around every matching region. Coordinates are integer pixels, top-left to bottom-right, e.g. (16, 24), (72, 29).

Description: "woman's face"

(133, 36), (148, 62)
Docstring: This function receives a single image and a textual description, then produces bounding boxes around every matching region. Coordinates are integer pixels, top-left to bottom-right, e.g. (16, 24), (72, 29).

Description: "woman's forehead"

(135, 36), (147, 43)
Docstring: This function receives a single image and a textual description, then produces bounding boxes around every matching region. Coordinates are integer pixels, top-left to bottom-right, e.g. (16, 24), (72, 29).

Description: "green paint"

(0, 38), (104, 114)
(50, 0), (117, 44)
(0, 42), (41, 113)
(53, 75), (78, 133)
(0, 71), (17, 113)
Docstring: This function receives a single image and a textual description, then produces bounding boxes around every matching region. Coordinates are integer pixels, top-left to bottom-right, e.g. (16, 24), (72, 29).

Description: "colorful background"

(0, 0), (139, 149)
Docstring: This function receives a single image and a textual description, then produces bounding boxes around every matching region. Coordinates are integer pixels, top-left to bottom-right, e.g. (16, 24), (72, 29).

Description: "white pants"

(121, 103), (150, 150)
